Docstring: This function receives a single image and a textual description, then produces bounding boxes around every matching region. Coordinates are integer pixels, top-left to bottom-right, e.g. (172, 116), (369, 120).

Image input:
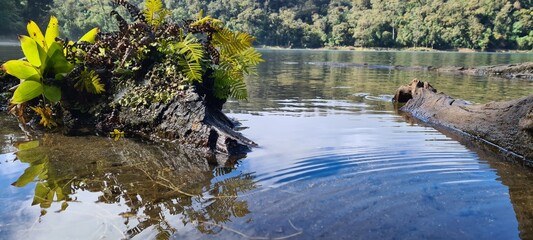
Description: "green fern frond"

(212, 69), (247, 100)
(213, 28), (255, 55)
(75, 69), (105, 94)
(175, 34), (204, 63)
(229, 79), (248, 100)
(178, 58), (202, 82)
(241, 48), (264, 66)
(143, 0), (169, 27)
(174, 33), (204, 81)
(191, 12), (223, 30)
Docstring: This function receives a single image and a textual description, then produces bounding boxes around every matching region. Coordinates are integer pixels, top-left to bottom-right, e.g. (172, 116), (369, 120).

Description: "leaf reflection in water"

(10, 134), (257, 239)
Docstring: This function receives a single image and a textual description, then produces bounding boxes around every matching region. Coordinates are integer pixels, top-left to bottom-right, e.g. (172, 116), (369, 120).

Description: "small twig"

(197, 220), (303, 240)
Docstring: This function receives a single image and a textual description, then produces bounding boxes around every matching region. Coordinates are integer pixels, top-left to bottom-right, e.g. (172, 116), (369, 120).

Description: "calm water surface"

(2, 47), (533, 239)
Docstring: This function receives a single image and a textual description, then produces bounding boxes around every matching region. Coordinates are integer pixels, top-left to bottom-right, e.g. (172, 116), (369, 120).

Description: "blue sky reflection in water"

(2, 48), (533, 239)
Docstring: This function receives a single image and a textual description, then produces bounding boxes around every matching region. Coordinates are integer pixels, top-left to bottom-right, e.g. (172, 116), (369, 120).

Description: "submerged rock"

(394, 78), (533, 164)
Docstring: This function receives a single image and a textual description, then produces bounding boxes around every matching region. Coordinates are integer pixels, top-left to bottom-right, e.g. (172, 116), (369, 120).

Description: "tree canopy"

(2, 0), (533, 50)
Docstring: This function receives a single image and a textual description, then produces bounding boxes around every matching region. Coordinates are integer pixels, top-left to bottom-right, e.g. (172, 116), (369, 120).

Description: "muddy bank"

(394, 79), (533, 163)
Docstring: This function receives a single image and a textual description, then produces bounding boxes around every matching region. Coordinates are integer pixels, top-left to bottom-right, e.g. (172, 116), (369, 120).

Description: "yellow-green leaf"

(12, 80), (43, 104)
(60, 201), (69, 211)
(19, 35), (46, 68)
(32, 182), (52, 207)
(1, 60), (41, 81)
(12, 162), (45, 187)
(78, 27), (99, 44)
(45, 16), (59, 48)
(55, 186), (65, 201)
(27, 20), (46, 49)
(16, 140), (40, 151)
(17, 149), (46, 164)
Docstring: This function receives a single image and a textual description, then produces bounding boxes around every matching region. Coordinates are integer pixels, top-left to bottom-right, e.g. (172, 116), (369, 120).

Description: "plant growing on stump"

(0, 0), (263, 133)
(0, 16), (100, 128)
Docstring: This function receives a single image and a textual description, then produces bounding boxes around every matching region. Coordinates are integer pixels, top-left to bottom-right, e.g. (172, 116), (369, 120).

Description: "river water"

(2, 47), (533, 239)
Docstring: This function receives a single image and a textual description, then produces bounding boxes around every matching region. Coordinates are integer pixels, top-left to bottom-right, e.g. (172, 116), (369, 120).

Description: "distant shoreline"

(1, 41), (531, 53)
(0, 41), (20, 47)
(257, 45), (533, 53)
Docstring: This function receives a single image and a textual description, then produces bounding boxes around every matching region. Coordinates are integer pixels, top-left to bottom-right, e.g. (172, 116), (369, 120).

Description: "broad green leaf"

(78, 27), (99, 44)
(17, 150), (46, 164)
(19, 35), (46, 68)
(32, 182), (52, 207)
(17, 140), (40, 151)
(46, 41), (63, 57)
(1, 60), (41, 81)
(11, 162), (45, 187)
(27, 20), (46, 49)
(43, 85), (61, 102)
(45, 16), (59, 48)
(60, 201), (69, 211)
(55, 186), (65, 201)
(47, 42), (73, 74)
(11, 80), (43, 104)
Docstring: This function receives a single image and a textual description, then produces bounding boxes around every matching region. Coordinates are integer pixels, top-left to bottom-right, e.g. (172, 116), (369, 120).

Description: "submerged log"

(435, 62), (533, 79)
(305, 61), (533, 80)
(394, 79), (533, 163)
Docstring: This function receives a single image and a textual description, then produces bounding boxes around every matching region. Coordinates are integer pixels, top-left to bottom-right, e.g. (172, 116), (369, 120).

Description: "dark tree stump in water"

(394, 79), (533, 163)
(93, 85), (256, 162)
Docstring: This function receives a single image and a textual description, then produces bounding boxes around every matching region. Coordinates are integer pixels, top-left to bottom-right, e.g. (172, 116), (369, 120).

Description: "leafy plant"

(75, 69), (105, 94)
(174, 33), (204, 81)
(1, 19), (72, 104)
(194, 14), (264, 100)
(31, 106), (58, 128)
(12, 140), (72, 211)
(0, 16), (100, 128)
(143, 0), (169, 28)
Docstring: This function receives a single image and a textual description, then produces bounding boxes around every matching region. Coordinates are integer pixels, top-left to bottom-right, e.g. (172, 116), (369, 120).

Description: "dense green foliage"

(2, 0), (532, 50)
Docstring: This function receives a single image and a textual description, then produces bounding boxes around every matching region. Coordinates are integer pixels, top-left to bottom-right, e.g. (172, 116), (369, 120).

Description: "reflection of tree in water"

(12, 134), (257, 239)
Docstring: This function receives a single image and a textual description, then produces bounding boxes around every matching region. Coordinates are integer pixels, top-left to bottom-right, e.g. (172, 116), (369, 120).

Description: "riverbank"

(258, 45), (533, 53)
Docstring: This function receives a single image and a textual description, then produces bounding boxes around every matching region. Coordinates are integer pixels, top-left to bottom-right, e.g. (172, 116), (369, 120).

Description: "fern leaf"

(175, 34), (204, 63)
(229, 79), (248, 100)
(213, 70), (231, 99)
(143, 0), (168, 27)
(178, 58), (202, 81)
(213, 29), (255, 55)
(30, 106), (58, 128)
(75, 70), (105, 94)
(191, 13), (223, 30)
(212, 69), (247, 100)
(241, 48), (264, 66)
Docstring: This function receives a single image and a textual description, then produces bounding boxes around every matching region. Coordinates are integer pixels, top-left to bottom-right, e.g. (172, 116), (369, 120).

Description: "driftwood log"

(305, 61), (533, 80)
(435, 62), (533, 79)
(394, 79), (533, 164)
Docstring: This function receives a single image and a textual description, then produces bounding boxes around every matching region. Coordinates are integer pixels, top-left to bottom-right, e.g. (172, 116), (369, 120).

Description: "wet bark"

(394, 79), (533, 163)
(92, 85), (257, 162)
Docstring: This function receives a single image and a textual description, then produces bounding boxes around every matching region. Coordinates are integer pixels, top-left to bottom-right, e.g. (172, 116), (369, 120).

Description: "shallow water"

(2, 48), (533, 239)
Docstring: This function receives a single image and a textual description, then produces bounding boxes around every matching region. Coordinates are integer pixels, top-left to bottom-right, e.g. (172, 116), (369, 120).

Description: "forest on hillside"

(1, 0), (532, 50)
